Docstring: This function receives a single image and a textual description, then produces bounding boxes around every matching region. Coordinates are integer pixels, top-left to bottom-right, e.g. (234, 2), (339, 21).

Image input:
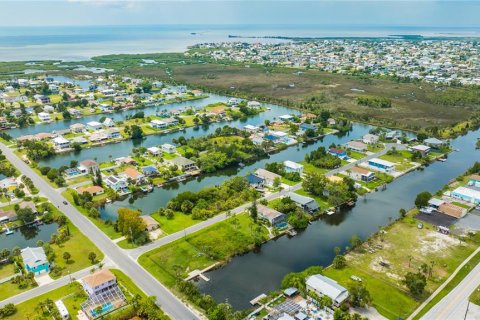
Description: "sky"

(0, 1), (479, 27)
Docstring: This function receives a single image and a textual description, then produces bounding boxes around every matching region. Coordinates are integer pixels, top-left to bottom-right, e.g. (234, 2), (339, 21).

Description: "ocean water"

(0, 24), (479, 61)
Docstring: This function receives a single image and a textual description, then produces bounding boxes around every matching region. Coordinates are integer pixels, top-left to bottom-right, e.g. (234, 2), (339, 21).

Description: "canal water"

(0, 223), (58, 251)
(99, 124), (373, 220)
(197, 129), (480, 310)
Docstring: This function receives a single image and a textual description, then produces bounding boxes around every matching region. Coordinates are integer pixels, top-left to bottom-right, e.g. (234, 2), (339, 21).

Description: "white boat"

(105, 198), (112, 204)
(5, 228), (13, 235)
(326, 210), (335, 216)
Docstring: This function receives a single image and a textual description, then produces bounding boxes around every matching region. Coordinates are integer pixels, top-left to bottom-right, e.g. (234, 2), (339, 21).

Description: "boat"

(326, 210), (335, 216)
(437, 158), (446, 162)
(5, 228), (13, 235)
(105, 198), (112, 204)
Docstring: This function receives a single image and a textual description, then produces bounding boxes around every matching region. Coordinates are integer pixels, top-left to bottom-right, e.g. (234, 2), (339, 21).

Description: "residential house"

(37, 112), (51, 122)
(78, 159), (99, 174)
(105, 176), (129, 193)
(247, 100), (261, 108)
(86, 121), (103, 131)
(349, 166), (376, 182)
(438, 202), (467, 218)
(306, 274), (349, 306)
(147, 146), (161, 156)
(283, 161), (304, 174)
(76, 185), (105, 196)
(345, 141), (367, 152)
(142, 165), (159, 177)
(428, 198), (445, 210)
(114, 157), (137, 166)
(362, 134), (380, 144)
(106, 128), (121, 139)
(299, 123), (316, 133)
(451, 187), (480, 204)
(53, 136), (70, 149)
(88, 131), (108, 142)
(385, 130), (398, 140)
(99, 104), (113, 113)
(34, 94), (50, 104)
(328, 148), (347, 159)
(121, 168), (145, 185)
(255, 169), (281, 187)
(102, 118), (115, 128)
(70, 123), (86, 133)
(327, 118), (336, 126)
(150, 119), (167, 129)
(0, 117), (8, 128)
(161, 144), (176, 154)
(21, 247), (49, 275)
(170, 156), (197, 172)
(0, 177), (18, 192)
(246, 174), (265, 188)
(469, 175), (480, 188)
(244, 125), (261, 133)
(257, 204), (286, 227)
(411, 145), (431, 157)
(368, 158), (395, 173)
(35, 132), (54, 140)
(279, 114), (294, 122)
(140, 215), (159, 232)
(81, 269), (117, 297)
(0, 209), (17, 223)
(43, 105), (55, 113)
(424, 138), (445, 148)
(287, 192), (319, 213)
(68, 108), (81, 117)
(163, 118), (179, 126)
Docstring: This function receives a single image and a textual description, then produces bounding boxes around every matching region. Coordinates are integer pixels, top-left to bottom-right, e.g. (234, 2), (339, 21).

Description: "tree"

(88, 252), (97, 264)
(348, 282), (372, 307)
(415, 191), (432, 208)
(130, 125), (144, 139)
(63, 252), (71, 264)
(17, 208), (35, 224)
(117, 208), (148, 244)
(249, 199), (258, 222)
(333, 255), (347, 269)
(404, 271), (427, 296)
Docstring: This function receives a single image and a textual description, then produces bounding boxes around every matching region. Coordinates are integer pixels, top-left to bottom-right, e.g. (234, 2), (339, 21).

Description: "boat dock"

(249, 293), (267, 306)
(184, 262), (220, 282)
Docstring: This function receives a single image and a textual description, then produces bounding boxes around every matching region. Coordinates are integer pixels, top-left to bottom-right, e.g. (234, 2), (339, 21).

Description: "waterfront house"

(424, 138), (445, 148)
(299, 123), (316, 133)
(469, 175), (480, 188)
(287, 192), (319, 213)
(385, 130), (398, 140)
(362, 133), (379, 144)
(89, 131), (108, 142)
(34, 94), (50, 104)
(142, 165), (159, 177)
(163, 117), (179, 126)
(255, 169), (281, 187)
(438, 202), (467, 218)
(0, 209), (17, 223)
(279, 114), (294, 122)
(306, 274), (349, 306)
(106, 128), (121, 139)
(411, 145), (431, 157)
(87, 121), (102, 131)
(451, 186), (480, 204)
(0, 117), (8, 128)
(150, 119), (167, 129)
(68, 108), (81, 117)
(140, 215), (159, 232)
(161, 143), (176, 154)
(53, 136), (70, 149)
(257, 204), (286, 227)
(114, 157), (137, 166)
(76, 185), (105, 196)
(43, 105), (54, 113)
(99, 104), (113, 112)
(244, 124), (261, 133)
(368, 158), (395, 172)
(428, 198), (445, 210)
(78, 159), (99, 174)
(246, 174), (265, 188)
(105, 175), (129, 193)
(283, 161), (304, 174)
(121, 168), (145, 184)
(170, 156), (197, 172)
(102, 117), (115, 128)
(70, 123), (86, 133)
(37, 112), (51, 122)
(327, 118), (336, 126)
(36, 132), (54, 140)
(82, 269), (117, 297)
(328, 147), (347, 159)
(345, 141), (367, 152)
(147, 146), (161, 156)
(247, 100), (261, 108)
(21, 247), (49, 275)
(349, 166), (375, 182)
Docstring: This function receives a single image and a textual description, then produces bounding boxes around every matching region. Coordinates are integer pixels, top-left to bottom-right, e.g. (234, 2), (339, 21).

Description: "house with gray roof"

(170, 156), (197, 172)
(21, 247), (49, 275)
(287, 192), (319, 213)
(306, 274), (349, 306)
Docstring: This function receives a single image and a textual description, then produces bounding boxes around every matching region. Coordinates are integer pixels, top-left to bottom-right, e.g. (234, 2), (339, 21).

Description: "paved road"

(130, 144), (398, 258)
(419, 247), (480, 320)
(0, 144), (199, 320)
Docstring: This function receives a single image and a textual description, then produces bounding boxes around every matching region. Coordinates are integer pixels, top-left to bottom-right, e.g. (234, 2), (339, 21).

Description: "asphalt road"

(0, 144), (199, 320)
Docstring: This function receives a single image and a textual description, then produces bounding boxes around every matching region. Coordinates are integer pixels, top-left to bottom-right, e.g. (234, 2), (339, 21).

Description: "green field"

(139, 213), (268, 288)
(151, 211), (199, 234)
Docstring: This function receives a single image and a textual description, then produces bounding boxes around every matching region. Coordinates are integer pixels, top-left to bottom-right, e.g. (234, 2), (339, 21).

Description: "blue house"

(329, 148), (347, 159)
(142, 165), (159, 177)
(246, 174), (265, 188)
(21, 247), (49, 275)
(368, 158), (395, 172)
(300, 123), (316, 132)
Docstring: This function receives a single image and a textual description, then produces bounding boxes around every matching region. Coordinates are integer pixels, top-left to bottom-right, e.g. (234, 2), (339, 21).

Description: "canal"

(0, 223), (58, 251)
(197, 128), (480, 310)
(99, 124), (374, 220)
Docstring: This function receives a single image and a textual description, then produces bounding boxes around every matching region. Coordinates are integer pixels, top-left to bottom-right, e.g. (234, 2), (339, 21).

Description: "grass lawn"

(162, 152), (178, 160)
(452, 201), (471, 209)
(61, 189), (121, 240)
(65, 175), (91, 186)
(367, 144), (385, 153)
(0, 280), (35, 301)
(281, 177), (299, 186)
(0, 263), (16, 279)
(324, 215), (479, 320)
(300, 161), (328, 175)
(379, 150), (412, 164)
(347, 150), (367, 160)
(470, 284), (480, 306)
(151, 211), (199, 234)
(139, 213), (268, 288)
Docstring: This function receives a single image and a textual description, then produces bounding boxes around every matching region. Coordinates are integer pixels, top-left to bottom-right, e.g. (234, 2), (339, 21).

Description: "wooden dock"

(184, 262), (220, 282)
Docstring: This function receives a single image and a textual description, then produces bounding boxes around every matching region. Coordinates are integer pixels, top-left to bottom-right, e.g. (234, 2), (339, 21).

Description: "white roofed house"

(106, 127), (121, 139)
(411, 144), (431, 157)
(105, 175), (129, 193)
(306, 274), (349, 306)
(161, 143), (176, 154)
(87, 121), (103, 131)
(21, 247), (50, 275)
(147, 146), (161, 156)
(53, 136), (70, 150)
(37, 112), (51, 122)
(283, 160), (304, 174)
(70, 123), (86, 133)
(247, 100), (262, 108)
(150, 119), (167, 129)
(102, 117), (115, 128)
(170, 156), (197, 172)
(345, 140), (367, 152)
(43, 105), (55, 113)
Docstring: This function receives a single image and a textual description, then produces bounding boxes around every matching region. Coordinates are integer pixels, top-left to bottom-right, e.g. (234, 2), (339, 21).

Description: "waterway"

(0, 223), (58, 251)
(197, 128), (480, 310)
(99, 124), (374, 220)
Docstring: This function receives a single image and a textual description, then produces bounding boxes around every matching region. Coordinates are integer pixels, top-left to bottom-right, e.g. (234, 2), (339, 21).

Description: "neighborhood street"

(0, 144), (200, 320)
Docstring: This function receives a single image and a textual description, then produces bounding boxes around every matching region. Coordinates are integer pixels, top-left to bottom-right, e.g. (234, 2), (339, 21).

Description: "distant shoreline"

(227, 34), (480, 41)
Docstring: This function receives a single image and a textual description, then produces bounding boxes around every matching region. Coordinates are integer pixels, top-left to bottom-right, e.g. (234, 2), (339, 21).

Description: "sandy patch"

(416, 231), (459, 256)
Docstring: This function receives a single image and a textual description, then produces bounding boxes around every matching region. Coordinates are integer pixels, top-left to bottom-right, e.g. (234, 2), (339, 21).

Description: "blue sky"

(0, 1), (479, 27)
